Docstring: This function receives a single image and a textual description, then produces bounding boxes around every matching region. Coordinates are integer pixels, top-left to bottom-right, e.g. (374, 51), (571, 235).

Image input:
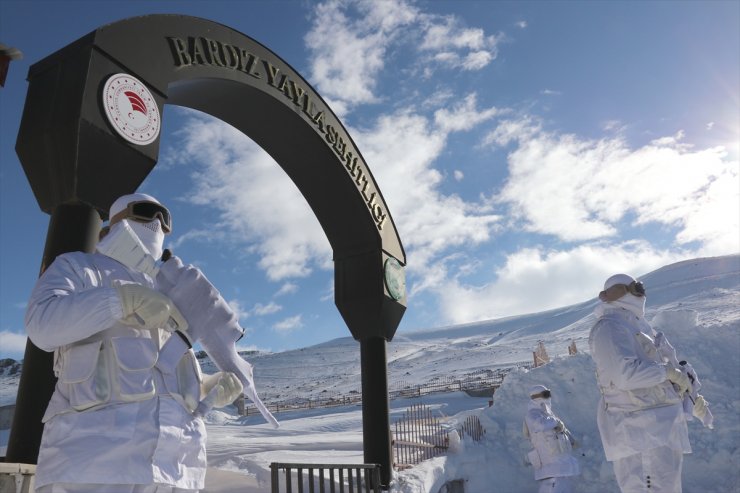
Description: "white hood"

(528, 396), (553, 414)
(594, 293), (646, 319)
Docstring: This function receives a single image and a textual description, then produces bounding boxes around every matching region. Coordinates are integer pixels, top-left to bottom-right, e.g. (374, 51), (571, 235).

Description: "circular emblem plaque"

(102, 73), (160, 146)
(384, 257), (406, 301)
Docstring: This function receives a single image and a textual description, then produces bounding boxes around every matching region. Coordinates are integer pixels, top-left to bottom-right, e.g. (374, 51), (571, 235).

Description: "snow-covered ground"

(1, 254), (739, 492)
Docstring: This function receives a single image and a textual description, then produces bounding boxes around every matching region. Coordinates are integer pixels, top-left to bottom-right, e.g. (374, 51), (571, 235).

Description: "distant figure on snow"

(589, 273), (711, 493)
(523, 384), (580, 493)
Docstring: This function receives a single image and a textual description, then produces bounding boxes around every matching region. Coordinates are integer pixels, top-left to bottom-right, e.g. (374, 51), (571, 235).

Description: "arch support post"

(335, 249), (405, 489)
(6, 202), (101, 463)
(360, 336), (392, 489)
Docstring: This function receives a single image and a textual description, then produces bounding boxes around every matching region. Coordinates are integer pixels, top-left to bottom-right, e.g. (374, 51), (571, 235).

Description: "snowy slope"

(1, 254), (738, 492)
(239, 254), (739, 405)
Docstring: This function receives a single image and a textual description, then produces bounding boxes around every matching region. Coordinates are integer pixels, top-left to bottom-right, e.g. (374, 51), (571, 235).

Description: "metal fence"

(241, 394), (364, 416)
(457, 415), (485, 442)
(243, 368), (523, 417)
(392, 403), (449, 470)
(389, 374), (503, 398)
(270, 463), (382, 493)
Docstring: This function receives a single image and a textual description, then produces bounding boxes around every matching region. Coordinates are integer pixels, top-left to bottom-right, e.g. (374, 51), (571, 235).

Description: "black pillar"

(5, 202), (101, 464)
(360, 336), (392, 488)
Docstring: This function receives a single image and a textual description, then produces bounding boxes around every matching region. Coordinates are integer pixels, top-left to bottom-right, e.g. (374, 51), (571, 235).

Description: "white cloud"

(419, 16), (500, 72)
(433, 52), (461, 66)
(602, 120), (626, 133)
(418, 115), (740, 324)
(436, 243), (685, 324)
(170, 113), (331, 281)
(516, 21), (528, 29)
(482, 116), (541, 147)
(305, 0), (418, 109)
(305, 0), (500, 110)
(275, 283), (299, 297)
(352, 107), (502, 273)
(357, 0), (419, 31)
(252, 302), (283, 316)
(167, 228), (225, 250)
(273, 315), (303, 334)
(420, 17), (491, 51)
(462, 50), (494, 70)
(454, 170), (464, 181)
(430, 50), (494, 71)
(649, 130), (688, 149)
(485, 116), (739, 251)
(0, 331), (27, 355)
(421, 89), (455, 110)
(434, 93), (501, 133)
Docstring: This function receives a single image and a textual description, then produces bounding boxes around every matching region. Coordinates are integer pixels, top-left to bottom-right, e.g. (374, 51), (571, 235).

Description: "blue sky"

(1, 0), (738, 360)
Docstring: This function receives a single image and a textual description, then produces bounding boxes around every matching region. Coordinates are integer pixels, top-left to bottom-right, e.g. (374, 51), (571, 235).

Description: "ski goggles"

(599, 280), (645, 302)
(109, 200), (172, 233)
(531, 389), (551, 399)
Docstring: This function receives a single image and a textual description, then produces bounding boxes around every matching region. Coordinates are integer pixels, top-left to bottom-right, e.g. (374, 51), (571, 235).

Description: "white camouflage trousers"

(613, 445), (683, 493)
(537, 476), (574, 493)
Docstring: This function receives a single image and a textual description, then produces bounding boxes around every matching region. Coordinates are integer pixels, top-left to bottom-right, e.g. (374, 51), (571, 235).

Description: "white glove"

(666, 365), (691, 395)
(116, 283), (188, 332)
(195, 372), (244, 416)
(693, 395), (709, 420)
(203, 371), (244, 407)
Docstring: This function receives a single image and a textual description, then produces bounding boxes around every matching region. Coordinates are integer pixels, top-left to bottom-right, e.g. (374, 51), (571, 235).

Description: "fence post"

(271, 463), (279, 493)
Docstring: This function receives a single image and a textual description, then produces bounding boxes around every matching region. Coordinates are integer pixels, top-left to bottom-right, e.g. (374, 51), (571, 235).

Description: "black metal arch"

(10, 15), (405, 486)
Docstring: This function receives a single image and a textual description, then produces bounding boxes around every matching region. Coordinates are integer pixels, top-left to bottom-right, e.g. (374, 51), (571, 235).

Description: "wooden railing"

(270, 463), (382, 493)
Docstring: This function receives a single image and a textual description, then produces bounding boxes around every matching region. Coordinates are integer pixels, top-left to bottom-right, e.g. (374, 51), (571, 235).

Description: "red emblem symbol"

(102, 74), (160, 146)
(124, 91), (148, 115)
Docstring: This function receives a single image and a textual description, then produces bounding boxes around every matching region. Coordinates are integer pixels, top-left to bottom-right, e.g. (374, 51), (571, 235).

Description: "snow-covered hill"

(239, 254), (739, 405)
(1, 254), (738, 492)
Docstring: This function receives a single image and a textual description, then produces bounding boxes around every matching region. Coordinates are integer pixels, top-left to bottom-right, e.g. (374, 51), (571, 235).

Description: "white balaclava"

(107, 193), (167, 260)
(601, 273), (646, 318)
(529, 384), (552, 412)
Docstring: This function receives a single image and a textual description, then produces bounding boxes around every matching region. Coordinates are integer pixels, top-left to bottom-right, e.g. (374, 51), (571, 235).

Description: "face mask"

(97, 219), (161, 276)
(128, 219), (165, 260)
(613, 293), (646, 318)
